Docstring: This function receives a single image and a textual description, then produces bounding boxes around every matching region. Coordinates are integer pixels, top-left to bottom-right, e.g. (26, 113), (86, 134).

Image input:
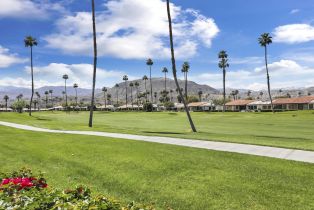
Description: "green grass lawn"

(0, 126), (313, 209)
(0, 111), (314, 150)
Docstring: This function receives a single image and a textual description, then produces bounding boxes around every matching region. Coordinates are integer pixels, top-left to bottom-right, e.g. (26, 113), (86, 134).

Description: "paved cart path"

(0, 121), (313, 164)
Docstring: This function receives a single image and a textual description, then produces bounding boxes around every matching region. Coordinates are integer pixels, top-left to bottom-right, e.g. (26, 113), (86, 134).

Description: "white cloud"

(44, 0), (219, 59)
(290, 9), (300, 14)
(0, 46), (27, 68)
(273, 24), (314, 44)
(23, 63), (134, 89)
(189, 60), (314, 91)
(0, 0), (66, 19)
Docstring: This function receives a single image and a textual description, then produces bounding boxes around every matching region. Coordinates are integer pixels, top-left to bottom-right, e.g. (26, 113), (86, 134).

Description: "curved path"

(0, 121), (313, 164)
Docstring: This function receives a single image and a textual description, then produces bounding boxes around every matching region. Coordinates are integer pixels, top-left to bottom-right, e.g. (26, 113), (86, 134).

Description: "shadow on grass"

(143, 131), (185, 135)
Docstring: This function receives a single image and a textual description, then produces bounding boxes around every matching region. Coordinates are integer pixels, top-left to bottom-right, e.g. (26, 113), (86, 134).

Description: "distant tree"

(62, 74), (69, 107)
(286, 93), (291, 98)
(107, 94), (112, 105)
(146, 58), (154, 103)
(12, 100), (26, 113)
(247, 90), (251, 98)
(16, 94), (23, 102)
(181, 62), (190, 101)
(3, 95), (9, 111)
(33, 100), (38, 110)
(259, 91), (264, 100)
(166, 0), (197, 132)
(154, 92), (158, 104)
(298, 91), (302, 97)
(170, 89), (173, 102)
(73, 83), (79, 106)
(259, 33), (274, 113)
(129, 82), (134, 108)
(24, 36), (37, 116)
(198, 90), (203, 102)
(218, 50), (229, 112)
(115, 84), (119, 106)
(102, 87), (107, 108)
(135, 81), (140, 106)
(234, 90), (239, 100)
(123, 75), (128, 107)
(142, 75), (148, 102)
(62, 91), (66, 101)
(44, 91), (49, 108)
(162, 67), (168, 92)
(35, 92), (41, 110)
(49, 90), (53, 108)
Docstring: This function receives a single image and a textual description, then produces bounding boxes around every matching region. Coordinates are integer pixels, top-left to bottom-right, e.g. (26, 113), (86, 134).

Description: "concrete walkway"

(0, 121), (313, 164)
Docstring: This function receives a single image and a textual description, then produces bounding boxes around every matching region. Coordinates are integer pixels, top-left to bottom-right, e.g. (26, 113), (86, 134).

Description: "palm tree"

(166, 0), (196, 132)
(259, 33), (274, 113)
(115, 83), (119, 106)
(170, 89), (173, 102)
(154, 92), (157, 104)
(24, 36), (37, 116)
(44, 91), (49, 108)
(162, 67), (168, 92)
(17, 94), (23, 102)
(49, 90), (53, 108)
(33, 100), (38, 110)
(123, 75), (128, 107)
(3, 95), (9, 111)
(102, 87), (107, 108)
(234, 90), (239, 100)
(259, 91), (264, 100)
(198, 90), (203, 102)
(142, 75), (148, 102)
(298, 91), (302, 97)
(62, 91), (66, 101)
(35, 92), (41, 110)
(146, 58), (154, 102)
(62, 74), (69, 107)
(89, 0), (98, 127)
(181, 62), (190, 100)
(73, 83), (78, 106)
(135, 81), (140, 106)
(129, 82), (134, 108)
(107, 94), (112, 105)
(247, 90), (252, 98)
(218, 50), (229, 112)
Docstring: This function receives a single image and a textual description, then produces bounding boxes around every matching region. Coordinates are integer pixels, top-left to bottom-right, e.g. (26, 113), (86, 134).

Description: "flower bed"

(0, 168), (155, 210)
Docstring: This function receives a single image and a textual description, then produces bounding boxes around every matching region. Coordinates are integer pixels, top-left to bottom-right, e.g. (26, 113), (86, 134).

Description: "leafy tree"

(218, 50), (229, 112)
(259, 33), (274, 113)
(12, 100), (26, 113)
(166, 0), (197, 132)
(24, 36), (37, 116)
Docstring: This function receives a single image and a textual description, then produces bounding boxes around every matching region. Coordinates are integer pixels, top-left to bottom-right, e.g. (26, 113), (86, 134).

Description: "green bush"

(143, 102), (153, 112)
(12, 100), (26, 113)
(0, 168), (155, 210)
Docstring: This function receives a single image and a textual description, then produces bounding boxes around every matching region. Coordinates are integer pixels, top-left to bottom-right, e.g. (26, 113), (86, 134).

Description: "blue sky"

(0, 0), (314, 90)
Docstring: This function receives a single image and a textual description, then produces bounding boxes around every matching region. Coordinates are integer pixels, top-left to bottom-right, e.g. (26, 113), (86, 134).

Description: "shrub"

(12, 100), (26, 113)
(143, 102), (153, 112)
(0, 168), (155, 210)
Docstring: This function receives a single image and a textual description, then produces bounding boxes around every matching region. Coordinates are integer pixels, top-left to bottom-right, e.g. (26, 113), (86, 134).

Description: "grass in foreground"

(0, 126), (313, 209)
(0, 111), (314, 150)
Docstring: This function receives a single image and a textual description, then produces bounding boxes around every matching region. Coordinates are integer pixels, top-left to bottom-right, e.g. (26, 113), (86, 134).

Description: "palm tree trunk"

(116, 89), (119, 105)
(264, 46), (274, 113)
(29, 46), (34, 116)
(165, 73), (167, 91)
(150, 66), (153, 103)
(185, 72), (188, 101)
(125, 82), (128, 107)
(89, 0), (98, 127)
(223, 69), (226, 112)
(145, 81), (147, 102)
(75, 89), (78, 106)
(65, 80), (67, 107)
(166, 0), (196, 132)
(5, 100), (7, 111)
(104, 93), (107, 108)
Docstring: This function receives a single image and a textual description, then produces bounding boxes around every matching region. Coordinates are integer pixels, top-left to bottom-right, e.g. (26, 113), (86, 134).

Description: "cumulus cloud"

(290, 9), (300, 14)
(0, 0), (66, 19)
(44, 0), (219, 59)
(273, 24), (314, 44)
(0, 46), (27, 68)
(23, 63), (134, 89)
(189, 60), (314, 91)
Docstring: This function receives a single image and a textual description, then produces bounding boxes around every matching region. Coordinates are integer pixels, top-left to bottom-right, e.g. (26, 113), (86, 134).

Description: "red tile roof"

(273, 96), (314, 104)
(188, 102), (209, 107)
(225, 100), (256, 106)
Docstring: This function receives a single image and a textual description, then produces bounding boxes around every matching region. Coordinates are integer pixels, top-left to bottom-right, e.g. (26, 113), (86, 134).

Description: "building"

(188, 102), (215, 112)
(247, 101), (272, 111)
(273, 96), (314, 111)
(225, 100), (256, 111)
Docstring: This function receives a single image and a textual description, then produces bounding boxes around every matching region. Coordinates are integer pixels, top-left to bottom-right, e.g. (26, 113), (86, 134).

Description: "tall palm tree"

(73, 83), (79, 106)
(49, 90), (53, 108)
(17, 94), (23, 102)
(259, 91), (264, 100)
(181, 62), (190, 100)
(234, 90), (239, 100)
(129, 82), (134, 108)
(3, 95), (9, 111)
(247, 90), (252, 98)
(142, 75), (148, 102)
(89, 0), (98, 127)
(102, 87), (107, 108)
(62, 74), (69, 107)
(135, 81), (140, 106)
(198, 90), (203, 102)
(170, 89), (173, 102)
(166, 0), (196, 132)
(33, 100), (38, 111)
(218, 50), (229, 112)
(24, 36), (37, 116)
(44, 91), (49, 108)
(123, 75), (128, 107)
(35, 92), (41, 110)
(259, 33), (274, 113)
(162, 67), (168, 92)
(107, 94), (112, 105)
(115, 83), (119, 106)
(154, 92), (157, 104)
(146, 58), (154, 102)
